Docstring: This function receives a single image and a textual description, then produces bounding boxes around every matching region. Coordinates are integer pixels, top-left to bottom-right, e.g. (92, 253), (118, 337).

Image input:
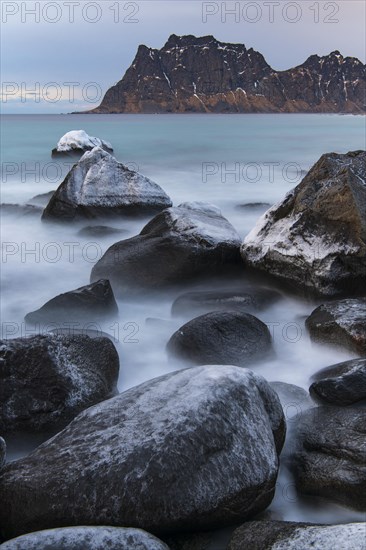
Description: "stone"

(51, 130), (113, 157)
(309, 358), (366, 405)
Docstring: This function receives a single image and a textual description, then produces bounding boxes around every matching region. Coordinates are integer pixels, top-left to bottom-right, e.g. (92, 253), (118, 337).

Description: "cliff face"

(89, 34), (366, 114)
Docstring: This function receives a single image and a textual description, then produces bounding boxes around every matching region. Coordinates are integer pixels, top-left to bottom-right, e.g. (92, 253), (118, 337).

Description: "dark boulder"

(171, 287), (281, 317)
(24, 279), (118, 325)
(43, 147), (172, 221)
(241, 151), (366, 297)
(309, 358), (366, 405)
(167, 311), (272, 367)
(289, 406), (366, 510)
(0, 527), (169, 549)
(305, 298), (366, 354)
(77, 225), (128, 238)
(0, 334), (119, 434)
(91, 202), (241, 295)
(27, 191), (55, 207)
(228, 520), (366, 550)
(0, 437), (5, 469)
(0, 365), (285, 540)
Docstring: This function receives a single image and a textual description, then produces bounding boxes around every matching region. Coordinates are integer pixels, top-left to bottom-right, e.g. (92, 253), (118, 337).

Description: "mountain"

(84, 34), (366, 114)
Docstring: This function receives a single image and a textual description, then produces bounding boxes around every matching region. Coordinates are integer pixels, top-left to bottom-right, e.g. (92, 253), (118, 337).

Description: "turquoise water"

(1, 113), (365, 525)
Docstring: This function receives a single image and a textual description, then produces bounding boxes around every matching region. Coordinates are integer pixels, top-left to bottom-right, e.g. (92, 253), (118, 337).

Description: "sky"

(1, 0), (365, 113)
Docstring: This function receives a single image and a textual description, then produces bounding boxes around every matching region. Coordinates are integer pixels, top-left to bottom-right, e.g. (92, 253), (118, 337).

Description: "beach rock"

(289, 406), (366, 510)
(270, 382), (314, 418)
(43, 147), (172, 221)
(0, 334), (119, 434)
(0, 527), (169, 549)
(167, 311), (272, 367)
(0, 438), (5, 469)
(171, 287), (281, 317)
(51, 130), (113, 157)
(24, 279), (118, 325)
(91, 202), (241, 295)
(28, 191), (55, 206)
(228, 520), (366, 550)
(309, 358), (366, 405)
(77, 225), (128, 238)
(236, 203), (271, 210)
(305, 298), (366, 354)
(0, 365), (285, 539)
(241, 151), (366, 297)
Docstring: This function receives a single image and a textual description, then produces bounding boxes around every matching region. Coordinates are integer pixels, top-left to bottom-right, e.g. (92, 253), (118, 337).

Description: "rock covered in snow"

(0, 365), (285, 539)
(24, 279), (118, 325)
(51, 130), (113, 157)
(167, 311), (272, 367)
(305, 298), (366, 354)
(0, 527), (169, 549)
(309, 358), (366, 405)
(171, 287), (281, 317)
(289, 406), (366, 510)
(91, 202), (241, 295)
(0, 437), (5, 469)
(241, 151), (366, 297)
(0, 334), (119, 434)
(228, 520), (366, 550)
(43, 147), (172, 221)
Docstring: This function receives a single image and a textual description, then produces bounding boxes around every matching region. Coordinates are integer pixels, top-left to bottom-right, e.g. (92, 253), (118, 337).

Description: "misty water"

(1, 114), (365, 533)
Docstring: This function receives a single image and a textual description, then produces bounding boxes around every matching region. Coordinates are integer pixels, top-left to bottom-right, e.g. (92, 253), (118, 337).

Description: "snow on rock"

(241, 151), (366, 297)
(43, 147), (172, 221)
(52, 130), (113, 156)
(0, 334), (119, 434)
(0, 527), (169, 550)
(0, 365), (285, 540)
(228, 521), (366, 550)
(91, 201), (241, 295)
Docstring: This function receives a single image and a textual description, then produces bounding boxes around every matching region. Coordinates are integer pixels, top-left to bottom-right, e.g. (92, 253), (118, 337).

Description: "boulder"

(24, 279), (118, 325)
(42, 147), (172, 221)
(228, 520), (366, 550)
(91, 202), (241, 295)
(27, 191), (55, 206)
(289, 406), (366, 510)
(171, 288), (281, 317)
(241, 151), (366, 297)
(0, 334), (119, 434)
(305, 298), (366, 354)
(309, 358), (366, 405)
(51, 130), (113, 157)
(0, 365), (285, 540)
(269, 382), (314, 418)
(0, 527), (169, 549)
(0, 437), (5, 469)
(77, 225), (128, 238)
(167, 311), (272, 367)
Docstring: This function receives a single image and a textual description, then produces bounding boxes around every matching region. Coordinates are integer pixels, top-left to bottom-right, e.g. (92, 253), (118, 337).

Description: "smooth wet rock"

(171, 288), (281, 317)
(270, 382), (314, 418)
(0, 334), (119, 434)
(91, 202), (241, 295)
(0, 527), (169, 549)
(236, 202), (271, 210)
(309, 358), (366, 405)
(228, 520), (366, 550)
(241, 151), (366, 297)
(0, 437), (5, 469)
(43, 147), (172, 221)
(167, 311), (272, 367)
(0, 365), (285, 539)
(305, 298), (366, 354)
(51, 130), (113, 157)
(24, 279), (118, 325)
(77, 225), (128, 238)
(289, 406), (366, 510)
(27, 191), (55, 206)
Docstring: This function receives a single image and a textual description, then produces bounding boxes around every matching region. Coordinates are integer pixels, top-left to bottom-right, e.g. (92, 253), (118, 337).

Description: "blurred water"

(1, 113), (365, 525)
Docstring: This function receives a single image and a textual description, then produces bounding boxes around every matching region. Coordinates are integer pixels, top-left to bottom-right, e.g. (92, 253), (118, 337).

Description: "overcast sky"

(1, 0), (365, 113)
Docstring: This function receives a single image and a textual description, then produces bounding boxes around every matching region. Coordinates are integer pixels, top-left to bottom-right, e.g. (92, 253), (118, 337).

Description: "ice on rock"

(52, 130), (113, 156)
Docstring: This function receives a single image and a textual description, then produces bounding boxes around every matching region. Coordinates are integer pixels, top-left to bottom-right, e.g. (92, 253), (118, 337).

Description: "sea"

(1, 113), (365, 532)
